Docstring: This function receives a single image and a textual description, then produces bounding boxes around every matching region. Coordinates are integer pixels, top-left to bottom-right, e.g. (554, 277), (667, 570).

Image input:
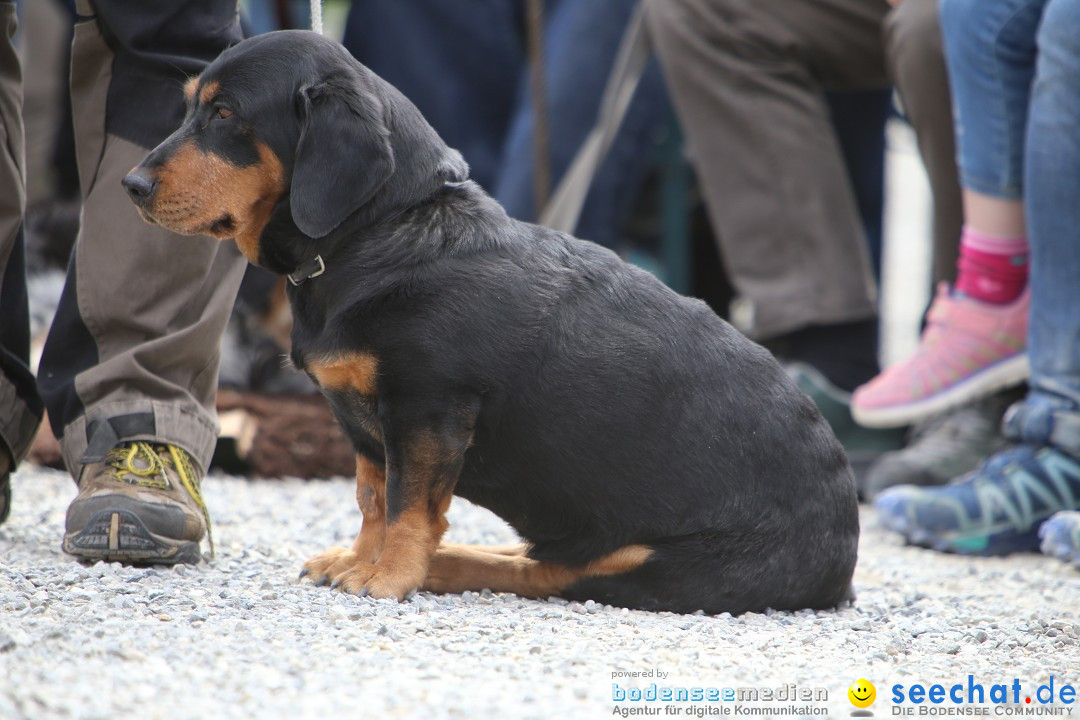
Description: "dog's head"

(123, 31), (468, 268)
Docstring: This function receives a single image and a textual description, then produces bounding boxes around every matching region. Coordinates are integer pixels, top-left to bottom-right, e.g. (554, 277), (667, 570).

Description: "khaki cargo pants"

(0, 0), (246, 477)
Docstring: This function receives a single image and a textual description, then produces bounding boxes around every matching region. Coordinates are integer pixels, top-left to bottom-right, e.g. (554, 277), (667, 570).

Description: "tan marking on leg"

(302, 455), (387, 580)
(439, 542), (528, 557)
(198, 80), (220, 106)
(303, 416), (471, 600)
(583, 544), (654, 576)
(351, 455), (386, 563)
(423, 544), (653, 598)
(308, 353), (378, 396)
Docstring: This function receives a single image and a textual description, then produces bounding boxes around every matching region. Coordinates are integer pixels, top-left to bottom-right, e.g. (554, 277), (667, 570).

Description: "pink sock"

(954, 225), (1029, 304)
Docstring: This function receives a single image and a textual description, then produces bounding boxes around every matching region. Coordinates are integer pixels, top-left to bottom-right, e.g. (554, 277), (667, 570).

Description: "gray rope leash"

(525, 0), (551, 218)
(539, 3), (650, 233)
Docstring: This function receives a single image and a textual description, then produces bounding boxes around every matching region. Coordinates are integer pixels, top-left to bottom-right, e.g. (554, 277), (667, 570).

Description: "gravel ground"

(2, 465), (1078, 720)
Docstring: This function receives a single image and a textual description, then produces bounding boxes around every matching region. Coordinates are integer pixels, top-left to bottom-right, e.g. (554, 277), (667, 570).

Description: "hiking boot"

(63, 441), (212, 564)
(860, 389), (1021, 500)
(1040, 511), (1080, 568)
(852, 284), (1029, 428)
(0, 445), (11, 526)
(875, 444), (1080, 555)
(788, 362), (907, 483)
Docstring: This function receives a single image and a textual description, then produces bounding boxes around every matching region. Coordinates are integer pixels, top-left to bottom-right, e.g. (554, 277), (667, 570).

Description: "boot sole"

(63, 508), (202, 565)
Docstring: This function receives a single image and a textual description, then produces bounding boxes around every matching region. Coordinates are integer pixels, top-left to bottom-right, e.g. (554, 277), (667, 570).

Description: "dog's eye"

(215, 106), (233, 120)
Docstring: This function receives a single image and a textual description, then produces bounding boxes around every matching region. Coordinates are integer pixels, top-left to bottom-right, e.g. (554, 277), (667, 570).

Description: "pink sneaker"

(852, 284), (1029, 428)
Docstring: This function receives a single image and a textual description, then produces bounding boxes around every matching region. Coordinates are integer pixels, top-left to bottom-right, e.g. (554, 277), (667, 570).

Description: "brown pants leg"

(37, 0), (247, 476)
(645, 0), (889, 340)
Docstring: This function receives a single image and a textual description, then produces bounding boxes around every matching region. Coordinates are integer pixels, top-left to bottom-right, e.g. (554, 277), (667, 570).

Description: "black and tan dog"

(123, 31), (858, 615)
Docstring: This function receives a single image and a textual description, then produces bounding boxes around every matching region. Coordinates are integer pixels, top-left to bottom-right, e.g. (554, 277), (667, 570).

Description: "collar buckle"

(288, 255), (325, 286)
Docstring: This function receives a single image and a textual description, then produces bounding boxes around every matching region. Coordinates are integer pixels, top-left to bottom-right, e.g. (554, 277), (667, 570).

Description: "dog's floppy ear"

(291, 78), (395, 238)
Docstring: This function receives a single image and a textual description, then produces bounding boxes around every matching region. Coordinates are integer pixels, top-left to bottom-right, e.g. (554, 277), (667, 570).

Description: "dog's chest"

(323, 388), (382, 450)
(295, 347), (384, 455)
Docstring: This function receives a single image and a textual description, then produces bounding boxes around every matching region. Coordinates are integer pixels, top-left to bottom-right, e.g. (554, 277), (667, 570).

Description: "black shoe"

(788, 362), (906, 485)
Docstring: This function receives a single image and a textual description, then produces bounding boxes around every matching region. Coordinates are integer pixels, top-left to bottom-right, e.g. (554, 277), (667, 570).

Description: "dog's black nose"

(122, 170), (157, 204)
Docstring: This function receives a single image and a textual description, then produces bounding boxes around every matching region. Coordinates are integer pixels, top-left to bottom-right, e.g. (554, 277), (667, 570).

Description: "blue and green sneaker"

(875, 444), (1080, 555)
(1040, 511), (1080, 568)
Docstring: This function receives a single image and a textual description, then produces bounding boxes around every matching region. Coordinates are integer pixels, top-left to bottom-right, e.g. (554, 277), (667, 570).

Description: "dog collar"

(288, 255), (326, 286)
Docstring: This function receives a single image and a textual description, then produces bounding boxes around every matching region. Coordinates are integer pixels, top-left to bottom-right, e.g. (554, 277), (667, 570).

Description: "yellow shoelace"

(106, 441), (215, 558)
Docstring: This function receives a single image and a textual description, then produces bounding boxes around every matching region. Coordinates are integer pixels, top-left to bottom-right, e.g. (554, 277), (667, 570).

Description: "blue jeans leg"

(940, 0), (1046, 198)
(493, 0), (671, 249)
(1006, 0), (1080, 454)
(341, 0), (524, 193)
(828, 89), (891, 281)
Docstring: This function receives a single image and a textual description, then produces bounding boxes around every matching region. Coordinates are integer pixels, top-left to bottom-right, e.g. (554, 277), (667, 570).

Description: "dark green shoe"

(788, 362), (906, 487)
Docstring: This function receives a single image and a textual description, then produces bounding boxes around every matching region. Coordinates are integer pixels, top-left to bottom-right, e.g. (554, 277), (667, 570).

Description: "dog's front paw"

(336, 563), (419, 601)
(300, 549), (420, 600)
(300, 546), (358, 586)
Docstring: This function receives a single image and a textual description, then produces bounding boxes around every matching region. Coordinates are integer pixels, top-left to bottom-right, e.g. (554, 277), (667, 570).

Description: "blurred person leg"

(645, 0), (882, 357)
(342, 0), (524, 194)
(646, 0), (907, 477)
(826, 89), (891, 283)
(876, 0), (1080, 555)
(37, 0), (247, 563)
(0, 1), (45, 524)
(865, 0), (1014, 498)
(492, 0), (672, 253)
(345, 0), (676, 257)
(853, 0), (1036, 428)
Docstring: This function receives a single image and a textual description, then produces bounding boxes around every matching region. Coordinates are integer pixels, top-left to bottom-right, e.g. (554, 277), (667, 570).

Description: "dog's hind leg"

(302, 454), (387, 585)
(437, 542), (529, 557)
(422, 544), (653, 598)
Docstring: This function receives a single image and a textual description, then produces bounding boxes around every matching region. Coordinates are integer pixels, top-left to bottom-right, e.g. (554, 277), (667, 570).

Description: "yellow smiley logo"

(848, 679), (876, 708)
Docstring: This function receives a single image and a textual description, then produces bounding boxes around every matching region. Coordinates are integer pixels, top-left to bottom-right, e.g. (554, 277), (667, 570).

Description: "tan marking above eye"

(183, 76), (199, 102)
(308, 353), (379, 396)
(199, 80), (220, 106)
